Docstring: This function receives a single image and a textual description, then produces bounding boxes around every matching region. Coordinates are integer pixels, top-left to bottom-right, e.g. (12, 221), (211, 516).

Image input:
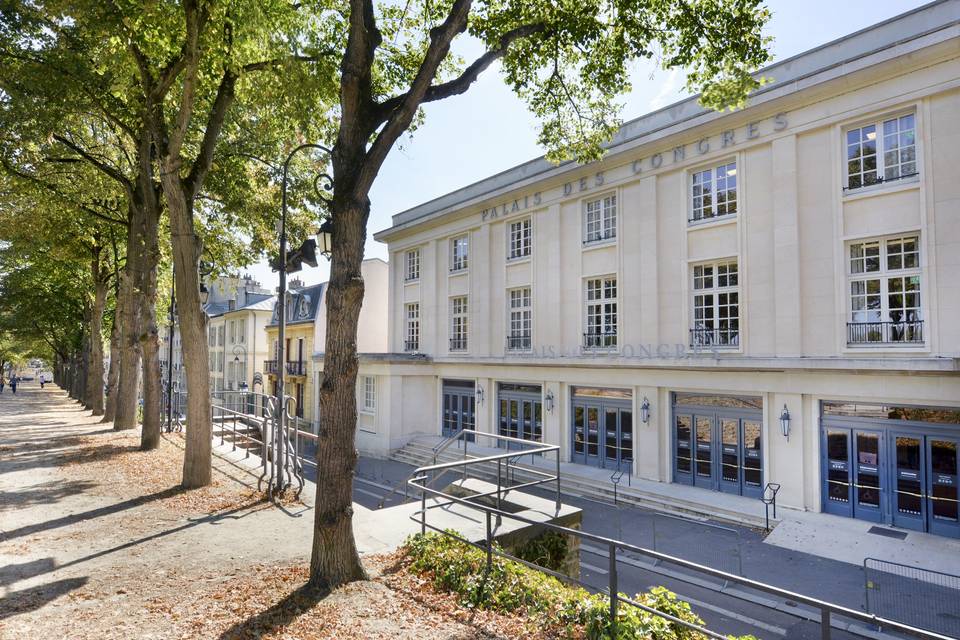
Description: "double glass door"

(892, 434), (959, 537)
(674, 412), (762, 498)
(822, 428), (884, 522)
(821, 427), (959, 537)
(497, 384), (542, 450)
(571, 401), (633, 469)
(442, 380), (475, 438)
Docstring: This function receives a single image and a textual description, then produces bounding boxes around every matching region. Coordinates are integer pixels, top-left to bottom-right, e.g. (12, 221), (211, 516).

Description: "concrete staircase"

(390, 437), (772, 530)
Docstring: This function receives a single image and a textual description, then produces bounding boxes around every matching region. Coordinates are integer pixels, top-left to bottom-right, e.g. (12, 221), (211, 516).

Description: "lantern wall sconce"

(545, 390), (555, 413)
(475, 384), (485, 406)
(640, 397), (651, 424)
(779, 404), (791, 440)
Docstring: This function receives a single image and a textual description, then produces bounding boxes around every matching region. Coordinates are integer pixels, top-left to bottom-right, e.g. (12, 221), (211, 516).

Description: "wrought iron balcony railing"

(583, 331), (617, 349)
(506, 334), (532, 351)
(689, 326), (740, 348)
(449, 337), (468, 352)
(285, 360), (306, 376)
(847, 320), (923, 345)
(264, 359), (279, 374)
(583, 229), (616, 245)
(404, 340), (420, 352)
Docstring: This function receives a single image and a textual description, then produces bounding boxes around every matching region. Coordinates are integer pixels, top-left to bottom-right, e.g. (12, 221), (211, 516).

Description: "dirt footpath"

(0, 386), (521, 639)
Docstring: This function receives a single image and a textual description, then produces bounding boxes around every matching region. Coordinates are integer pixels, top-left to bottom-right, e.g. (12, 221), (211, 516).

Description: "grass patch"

(405, 531), (754, 639)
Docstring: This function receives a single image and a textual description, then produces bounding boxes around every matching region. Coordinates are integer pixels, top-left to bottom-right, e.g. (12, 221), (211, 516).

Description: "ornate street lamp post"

(270, 143), (332, 498)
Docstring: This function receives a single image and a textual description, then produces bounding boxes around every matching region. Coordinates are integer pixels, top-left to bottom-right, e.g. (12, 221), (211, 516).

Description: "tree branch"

(52, 134), (133, 190)
(374, 22), (546, 123)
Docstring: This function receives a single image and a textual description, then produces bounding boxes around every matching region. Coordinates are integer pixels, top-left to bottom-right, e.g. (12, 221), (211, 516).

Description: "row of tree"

(0, 0), (771, 591)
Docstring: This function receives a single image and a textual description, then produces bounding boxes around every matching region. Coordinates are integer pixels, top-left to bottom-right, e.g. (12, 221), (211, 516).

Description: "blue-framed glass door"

(442, 381), (475, 439)
(892, 433), (925, 530)
(719, 418), (741, 495)
(693, 415), (715, 490)
(853, 430), (883, 523)
(823, 428), (853, 517)
(497, 385), (542, 450)
(674, 414), (693, 483)
(928, 436), (959, 537)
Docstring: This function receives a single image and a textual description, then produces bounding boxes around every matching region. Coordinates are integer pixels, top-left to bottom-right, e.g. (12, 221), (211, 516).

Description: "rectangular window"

(238, 318), (246, 344)
(507, 287), (532, 351)
(508, 218), (532, 260)
(691, 261), (739, 348)
(405, 303), (420, 352)
(362, 376), (376, 413)
(584, 277), (617, 349)
(208, 326), (216, 347)
(450, 296), (468, 351)
(450, 236), (469, 272)
(218, 325), (225, 347)
(845, 113), (917, 191)
(847, 235), (922, 345)
(584, 195), (617, 244)
(228, 320), (235, 344)
(691, 161), (737, 223)
(405, 248), (420, 281)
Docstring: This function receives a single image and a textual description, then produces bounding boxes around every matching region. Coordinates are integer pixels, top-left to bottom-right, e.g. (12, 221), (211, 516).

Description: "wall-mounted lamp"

(475, 384), (484, 406)
(640, 397), (651, 424)
(545, 390), (555, 413)
(779, 404), (791, 440)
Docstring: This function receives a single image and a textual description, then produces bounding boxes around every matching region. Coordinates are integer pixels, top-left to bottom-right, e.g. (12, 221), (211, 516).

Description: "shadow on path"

(216, 582), (331, 640)
(0, 577), (89, 621)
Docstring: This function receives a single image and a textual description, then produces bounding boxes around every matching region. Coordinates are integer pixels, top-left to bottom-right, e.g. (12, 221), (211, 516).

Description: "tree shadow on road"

(0, 576), (89, 621)
(0, 479), (99, 512)
(217, 582), (331, 640)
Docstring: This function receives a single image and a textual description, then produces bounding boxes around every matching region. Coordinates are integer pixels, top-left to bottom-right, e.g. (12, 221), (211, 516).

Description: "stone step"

(389, 439), (769, 529)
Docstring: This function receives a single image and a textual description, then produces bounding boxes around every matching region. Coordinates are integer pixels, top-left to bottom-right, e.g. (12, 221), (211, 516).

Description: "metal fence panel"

(864, 557), (960, 637)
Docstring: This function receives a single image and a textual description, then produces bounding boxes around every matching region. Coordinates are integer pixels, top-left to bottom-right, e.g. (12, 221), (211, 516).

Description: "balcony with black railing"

(264, 359), (278, 375)
(847, 320), (923, 345)
(506, 334), (532, 351)
(583, 331), (617, 350)
(285, 360), (307, 376)
(689, 326), (740, 348)
(583, 229), (616, 245)
(449, 337), (468, 352)
(404, 340), (420, 352)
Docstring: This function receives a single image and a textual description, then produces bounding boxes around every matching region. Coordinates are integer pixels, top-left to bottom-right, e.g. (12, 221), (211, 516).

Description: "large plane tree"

(309, 0), (772, 589)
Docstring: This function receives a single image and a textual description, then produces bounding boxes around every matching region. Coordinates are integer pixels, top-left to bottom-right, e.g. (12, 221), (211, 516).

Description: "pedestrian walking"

(10, 376), (17, 394)
(0, 377), (4, 393)
(39, 374), (45, 389)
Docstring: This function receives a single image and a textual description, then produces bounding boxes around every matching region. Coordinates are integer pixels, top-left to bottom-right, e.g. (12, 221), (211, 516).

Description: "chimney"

(288, 277), (304, 290)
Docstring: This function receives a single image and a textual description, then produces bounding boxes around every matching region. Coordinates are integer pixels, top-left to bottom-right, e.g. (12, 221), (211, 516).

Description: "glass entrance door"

(893, 434), (924, 530)
(572, 402), (631, 468)
(853, 431), (883, 522)
(497, 384), (542, 450)
(442, 380), (475, 438)
(823, 428), (853, 517)
(675, 412), (762, 497)
(928, 437), (959, 538)
(694, 416), (714, 489)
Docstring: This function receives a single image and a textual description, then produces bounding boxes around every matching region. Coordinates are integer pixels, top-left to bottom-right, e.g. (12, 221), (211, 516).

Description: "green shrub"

(513, 530), (570, 573)
(404, 532), (756, 640)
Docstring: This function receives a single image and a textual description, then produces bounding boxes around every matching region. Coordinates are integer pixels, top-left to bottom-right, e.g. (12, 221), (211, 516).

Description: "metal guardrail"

(408, 464), (953, 640)
(864, 558), (960, 637)
(376, 429), (559, 510)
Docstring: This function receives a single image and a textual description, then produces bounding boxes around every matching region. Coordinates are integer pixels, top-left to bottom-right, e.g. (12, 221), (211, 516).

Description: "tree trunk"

(139, 201), (162, 450)
(114, 210), (144, 430)
(161, 172), (212, 488)
(102, 306), (121, 423)
(86, 263), (109, 416)
(86, 284), (107, 414)
(309, 198), (369, 590)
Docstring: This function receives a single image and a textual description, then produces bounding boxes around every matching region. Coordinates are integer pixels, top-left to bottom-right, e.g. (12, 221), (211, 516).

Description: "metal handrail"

(376, 428), (468, 509)
(408, 477), (953, 640)
(376, 429), (559, 510)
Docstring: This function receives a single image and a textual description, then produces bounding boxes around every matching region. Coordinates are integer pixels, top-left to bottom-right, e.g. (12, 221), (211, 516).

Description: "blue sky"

(248, 0), (931, 289)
